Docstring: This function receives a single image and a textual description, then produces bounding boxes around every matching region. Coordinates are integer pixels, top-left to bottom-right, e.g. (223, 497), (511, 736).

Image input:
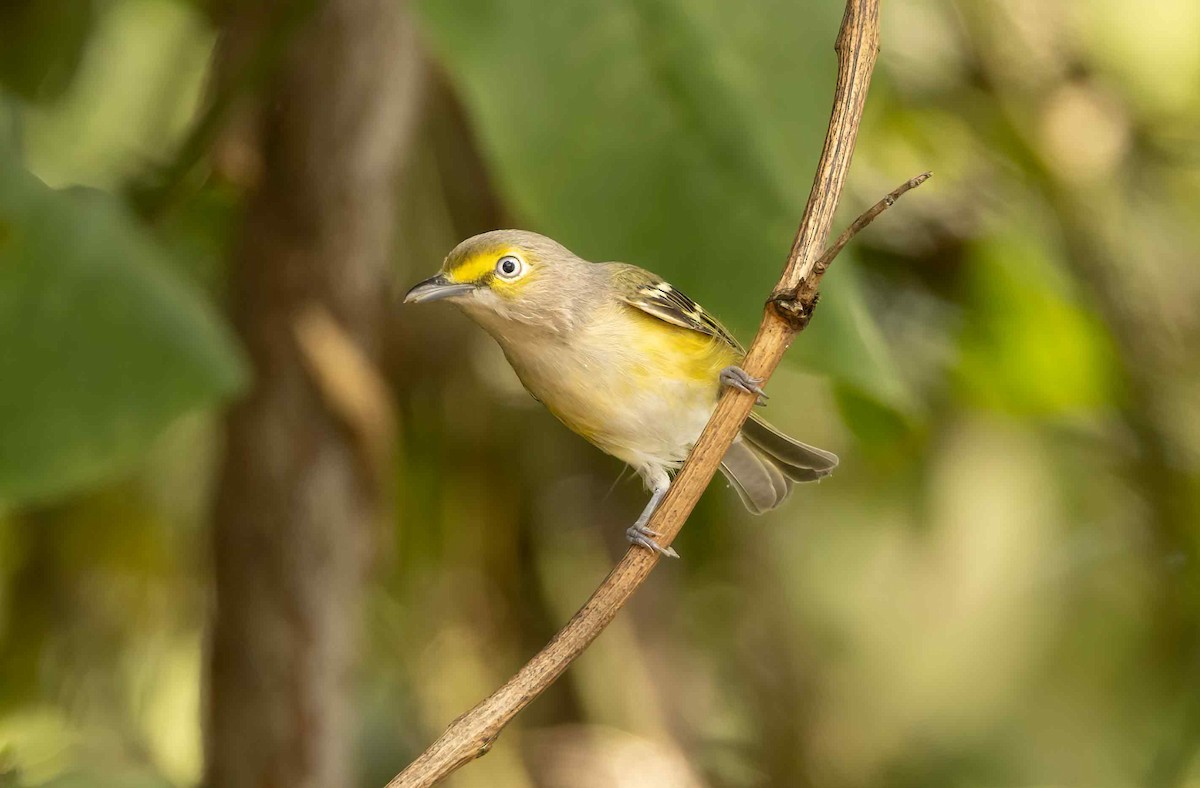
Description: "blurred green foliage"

(1, 0), (1199, 786)
(0, 158), (245, 505)
(0, 1), (95, 103)
(956, 229), (1117, 415)
(417, 0), (907, 411)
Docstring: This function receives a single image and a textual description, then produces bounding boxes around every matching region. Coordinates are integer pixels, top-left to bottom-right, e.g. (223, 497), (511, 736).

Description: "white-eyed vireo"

(405, 230), (837, 557)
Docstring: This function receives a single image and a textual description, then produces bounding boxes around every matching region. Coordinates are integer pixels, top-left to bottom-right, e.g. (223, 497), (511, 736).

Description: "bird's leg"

(720, 365), (769, 406)
(626, 484), (679, 558)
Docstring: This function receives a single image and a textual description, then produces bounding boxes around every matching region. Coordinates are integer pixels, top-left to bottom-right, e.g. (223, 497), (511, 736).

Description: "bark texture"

(206, 2), (421, 786)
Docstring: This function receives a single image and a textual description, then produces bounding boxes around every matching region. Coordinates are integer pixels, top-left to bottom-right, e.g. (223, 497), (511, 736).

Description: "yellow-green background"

(2, 0), (1199, 785)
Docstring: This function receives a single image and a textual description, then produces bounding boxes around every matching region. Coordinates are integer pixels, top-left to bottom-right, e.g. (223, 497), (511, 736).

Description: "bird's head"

(404, 229), (590, 334)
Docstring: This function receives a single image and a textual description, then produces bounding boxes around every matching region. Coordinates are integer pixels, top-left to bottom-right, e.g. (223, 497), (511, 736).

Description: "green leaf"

(415, 0), (907, 409)
(0, 160), (246, 506)
(0, 0), (95, 102)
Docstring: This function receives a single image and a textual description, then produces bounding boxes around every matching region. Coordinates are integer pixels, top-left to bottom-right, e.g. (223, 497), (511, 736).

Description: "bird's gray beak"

(403, 274), (475, 304)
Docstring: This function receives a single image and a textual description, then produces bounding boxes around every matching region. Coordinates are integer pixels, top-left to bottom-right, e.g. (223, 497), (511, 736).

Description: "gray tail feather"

(719, 416), (838, 515)
(720, 437), (791, 515)
(741, 414), (837, 479)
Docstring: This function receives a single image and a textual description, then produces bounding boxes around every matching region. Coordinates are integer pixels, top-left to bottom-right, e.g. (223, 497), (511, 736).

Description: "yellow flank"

(491, 297), (740, 471)
(625, 307), (739, 385)
(530, 304), (738, 455)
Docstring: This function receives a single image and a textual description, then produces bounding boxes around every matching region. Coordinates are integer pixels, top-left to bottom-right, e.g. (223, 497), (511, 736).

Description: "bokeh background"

(3, 0), (1200, 786)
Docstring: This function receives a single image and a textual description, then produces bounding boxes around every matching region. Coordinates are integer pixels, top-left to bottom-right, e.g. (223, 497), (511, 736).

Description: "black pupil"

(500, 258), (517, 275)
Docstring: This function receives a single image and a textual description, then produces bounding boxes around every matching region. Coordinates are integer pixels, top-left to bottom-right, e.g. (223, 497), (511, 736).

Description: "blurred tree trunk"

(205, 1), (421, 786)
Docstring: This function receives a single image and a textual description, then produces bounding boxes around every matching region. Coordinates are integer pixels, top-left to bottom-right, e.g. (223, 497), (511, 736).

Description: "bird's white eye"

(495, 254), (526, 280)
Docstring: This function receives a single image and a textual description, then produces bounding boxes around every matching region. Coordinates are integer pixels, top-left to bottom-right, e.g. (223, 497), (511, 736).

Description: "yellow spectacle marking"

(445, 248), (537, 298)
(445, 249), (516, 284)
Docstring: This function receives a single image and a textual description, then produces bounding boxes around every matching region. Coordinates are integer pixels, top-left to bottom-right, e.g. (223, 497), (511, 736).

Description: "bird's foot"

(720, 365), (768, 406)
(626, 522), (679, 559)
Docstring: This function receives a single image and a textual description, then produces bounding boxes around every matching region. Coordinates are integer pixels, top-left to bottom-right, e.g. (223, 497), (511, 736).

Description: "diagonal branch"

(814, 171), (931, 276)
(387, 1), (911, 784)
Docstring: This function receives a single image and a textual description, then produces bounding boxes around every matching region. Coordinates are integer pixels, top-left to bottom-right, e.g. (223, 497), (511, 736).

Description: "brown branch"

(388, 1), (892, 784)
(815, 171), (932, 276)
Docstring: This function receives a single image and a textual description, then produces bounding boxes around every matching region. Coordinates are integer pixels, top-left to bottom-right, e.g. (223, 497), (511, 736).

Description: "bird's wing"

(609, 264), (745, 354)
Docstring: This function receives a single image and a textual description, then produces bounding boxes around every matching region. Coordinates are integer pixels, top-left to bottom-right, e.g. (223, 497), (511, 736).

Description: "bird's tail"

(718, 414), (838, 515)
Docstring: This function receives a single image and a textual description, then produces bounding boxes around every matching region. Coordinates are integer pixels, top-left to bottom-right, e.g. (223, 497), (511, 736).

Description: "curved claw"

(720, 365), (769, 406)
(626, 524), (680, 559)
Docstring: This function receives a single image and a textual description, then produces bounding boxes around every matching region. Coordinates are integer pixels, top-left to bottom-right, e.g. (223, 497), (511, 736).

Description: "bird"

(404, 230), (837, 557)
